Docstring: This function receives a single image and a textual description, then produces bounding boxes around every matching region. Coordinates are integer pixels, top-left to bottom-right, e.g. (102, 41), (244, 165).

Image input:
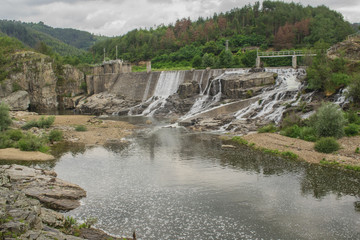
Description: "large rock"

(177, 81), (200, 99)
(1, 90), (30, 110)
(2, 165), (86, 211)
(210, 72), (276, 99)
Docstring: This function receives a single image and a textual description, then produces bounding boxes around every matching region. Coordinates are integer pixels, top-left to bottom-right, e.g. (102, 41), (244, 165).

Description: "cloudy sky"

(1, 0), (359, 36)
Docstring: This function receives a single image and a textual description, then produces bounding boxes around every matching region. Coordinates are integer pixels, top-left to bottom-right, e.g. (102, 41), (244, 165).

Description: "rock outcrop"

(1, 165), (86, 211)
(177, 81), (200, 99)
(0, 51), (85, 111)
(1, 90), (30, 111)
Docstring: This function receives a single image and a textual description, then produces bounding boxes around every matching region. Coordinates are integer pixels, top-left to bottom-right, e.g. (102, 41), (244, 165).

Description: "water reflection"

(52, 127), (360, 239)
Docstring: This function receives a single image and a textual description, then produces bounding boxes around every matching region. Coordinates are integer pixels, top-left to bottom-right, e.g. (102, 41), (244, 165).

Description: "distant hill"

(0, 20), (105, 56)
(90, 1), (355, 68)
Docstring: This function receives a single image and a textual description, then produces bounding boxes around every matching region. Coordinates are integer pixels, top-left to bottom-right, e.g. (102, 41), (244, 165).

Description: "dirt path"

(0, 148), (55, 161)
(242, 133), (360, 167)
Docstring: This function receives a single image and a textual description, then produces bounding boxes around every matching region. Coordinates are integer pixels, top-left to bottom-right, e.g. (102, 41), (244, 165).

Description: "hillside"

(90, 1), (354, 68)
(0, 20), (104, 56)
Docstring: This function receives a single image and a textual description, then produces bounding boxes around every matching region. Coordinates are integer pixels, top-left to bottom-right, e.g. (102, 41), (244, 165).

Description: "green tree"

(192, 55), (202, 68)
(202, 53), (215, 68)
(0, 102), (12, 131)
(312, 102), (346, 138)
(219, 50), (233, 68)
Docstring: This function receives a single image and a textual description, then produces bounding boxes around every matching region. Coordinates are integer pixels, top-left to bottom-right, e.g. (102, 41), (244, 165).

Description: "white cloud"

(1, 0), (359, 36)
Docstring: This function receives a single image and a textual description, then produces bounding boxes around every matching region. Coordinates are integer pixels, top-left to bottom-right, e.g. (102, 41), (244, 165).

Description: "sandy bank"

(0, 148), (55, 161)
(242, 133), (360, 167)
(21, 115), (135, 145)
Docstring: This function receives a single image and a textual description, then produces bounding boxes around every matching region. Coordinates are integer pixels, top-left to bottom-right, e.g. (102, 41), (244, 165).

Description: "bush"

(0, 102), (12, 131)
(280, 124), (301, 138)
(314, 137), (340, 153)
(7, 129), (24, 141)
(299, 127), (317, 142)
(75, 125), (87, 132)
(22, 116), (55, 130)
(48, 130), (63, 142)
(347, 74), (360, 103)
(0, 132), (12, 149)
(18, 134), (48, 152)
(344, 110), (360, 124)
(344, 123), (359, 136)
(313, 102), (346, 139)
(258, 124), (277, 133)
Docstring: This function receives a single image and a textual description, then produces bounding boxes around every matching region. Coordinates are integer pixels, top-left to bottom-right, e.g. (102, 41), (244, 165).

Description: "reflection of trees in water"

(300, 165), (360, 199)
(50, 142), (87, 158)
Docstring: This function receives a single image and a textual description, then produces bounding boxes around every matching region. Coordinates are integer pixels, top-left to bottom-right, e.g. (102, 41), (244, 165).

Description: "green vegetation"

(312, 103), (346, 139)
(90, 1), (353, 68)
(75, 125), (87, 132)
(48, 129), (63, 143)
(344, 123), (359, 136)
(258, 123), (277, 133)
(0, 103), (12, 131)
(22, 116), (55, 130)
(231, 136), (248, 145)
(18, 133), (49, 152)
(314, 137), (340, 153)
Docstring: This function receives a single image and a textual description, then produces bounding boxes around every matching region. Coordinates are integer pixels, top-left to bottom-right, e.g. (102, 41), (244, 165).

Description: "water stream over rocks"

(46, 117), (360, 240)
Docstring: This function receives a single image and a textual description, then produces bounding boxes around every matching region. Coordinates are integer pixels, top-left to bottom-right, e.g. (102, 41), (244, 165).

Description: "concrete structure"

(256, 50), (317, 68)
(92, 60), (132, 75)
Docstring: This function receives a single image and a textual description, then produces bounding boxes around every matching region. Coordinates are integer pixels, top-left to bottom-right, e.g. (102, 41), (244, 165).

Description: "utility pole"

(116, 45), (118, 60)
(225, 40), (229, 51)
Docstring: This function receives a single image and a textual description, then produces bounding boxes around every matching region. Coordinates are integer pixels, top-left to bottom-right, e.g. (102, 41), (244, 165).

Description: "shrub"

(281, 112), (301, 129)
(344, 110), (360, 124)
(344, 123), (359, 136)
(75, 125), (87, 132)
(18, 134), (47, 152)
(37, 116), (55, 128)
(22, 116), (55, 130)
(0, 132), (12, 149)
(281, 151), (299, 160)
(0, 102), (12, 131)
(280, 124), (301, 138)
(314, 137), (340, 153)
(258, 124), (277, 133)
(7, 129), (23, 141)
(347, 74), (360, 103)
(48, 130), (63, 142)
(313, 102), (346, 139)
(299, 127), (317, 142)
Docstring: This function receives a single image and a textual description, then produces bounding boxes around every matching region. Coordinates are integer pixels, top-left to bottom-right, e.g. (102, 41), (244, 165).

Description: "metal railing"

(257, 50), (317, 57)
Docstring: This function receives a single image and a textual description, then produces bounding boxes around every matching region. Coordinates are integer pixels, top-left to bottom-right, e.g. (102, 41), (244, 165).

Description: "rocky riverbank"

(0, 164), (131, 239)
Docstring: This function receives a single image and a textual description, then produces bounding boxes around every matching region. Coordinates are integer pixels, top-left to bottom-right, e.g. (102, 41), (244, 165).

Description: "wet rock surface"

(2, 165), (86, 211)
(0, 164), (129, 239)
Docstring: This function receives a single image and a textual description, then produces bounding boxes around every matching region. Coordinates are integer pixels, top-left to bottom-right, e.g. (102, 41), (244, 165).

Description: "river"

(51, 116), (360, 239)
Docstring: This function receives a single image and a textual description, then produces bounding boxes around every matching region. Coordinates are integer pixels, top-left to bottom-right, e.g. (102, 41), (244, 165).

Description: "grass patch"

(231, 136), (248, 145)
(75, 125), (87, 132)
(48, 130), (63, 143)
(258, 124), (277, 133)
(344, 123), (359, 136)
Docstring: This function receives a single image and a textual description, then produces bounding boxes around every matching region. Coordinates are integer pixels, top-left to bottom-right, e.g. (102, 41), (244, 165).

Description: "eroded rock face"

(76, 92), (139, 115)
(1, 90), (30, 111)
(1, 165), (86, 211)
(177, 81), (200, 99)
(210, 72), (276, 99)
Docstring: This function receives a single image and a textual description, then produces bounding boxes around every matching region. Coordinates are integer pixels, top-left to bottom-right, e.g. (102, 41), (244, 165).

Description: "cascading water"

(142, 73), (153, 102)
(181, 69), (249, 120)
(233, 68), (306, 124)
(142, 71), (185, 116)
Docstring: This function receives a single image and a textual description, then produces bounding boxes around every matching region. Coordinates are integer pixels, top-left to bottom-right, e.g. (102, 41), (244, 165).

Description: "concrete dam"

(81, 62), (311, 132)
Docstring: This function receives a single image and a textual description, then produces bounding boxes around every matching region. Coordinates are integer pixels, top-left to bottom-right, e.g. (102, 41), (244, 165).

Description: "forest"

(0, 1), (357, 70)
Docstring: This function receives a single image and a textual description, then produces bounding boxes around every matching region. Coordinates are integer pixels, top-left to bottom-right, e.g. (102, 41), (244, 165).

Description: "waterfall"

(234, 68), (306, 124)
(182, 69), (249, 120)
(142, 71), (185, 116)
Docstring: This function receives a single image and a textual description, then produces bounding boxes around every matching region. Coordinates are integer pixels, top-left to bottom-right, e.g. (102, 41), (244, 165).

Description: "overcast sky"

(1, 0), (359, 36)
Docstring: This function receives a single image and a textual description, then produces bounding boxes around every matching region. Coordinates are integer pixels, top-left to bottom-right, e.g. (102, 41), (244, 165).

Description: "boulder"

(1, 90), (30, 111)
(2, 165), (86, 211)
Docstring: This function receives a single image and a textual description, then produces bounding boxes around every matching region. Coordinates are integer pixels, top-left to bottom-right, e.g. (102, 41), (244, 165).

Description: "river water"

(50, 117), (360, 240)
